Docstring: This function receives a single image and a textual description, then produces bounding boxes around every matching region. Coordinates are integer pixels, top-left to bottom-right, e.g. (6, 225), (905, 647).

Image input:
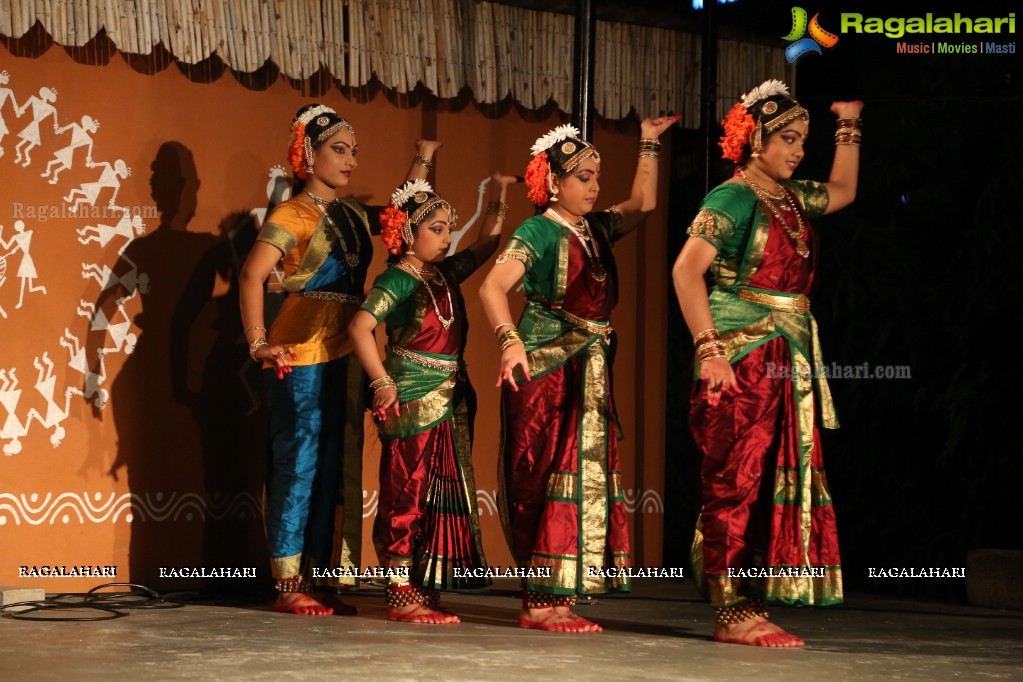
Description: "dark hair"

(545, 136), (600, 176)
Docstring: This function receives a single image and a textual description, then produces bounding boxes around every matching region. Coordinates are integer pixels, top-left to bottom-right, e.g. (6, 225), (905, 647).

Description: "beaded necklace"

(399, 258), (455, 330)
(738, 169), (809, 258)
(544, 208), (607, 281)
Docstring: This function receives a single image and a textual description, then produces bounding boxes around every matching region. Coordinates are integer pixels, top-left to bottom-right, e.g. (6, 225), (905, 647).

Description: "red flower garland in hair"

(525, 152), (551, 206)
(379, 205), (408, 255)
(719, 103), (756, 164)
(288, 124), (308, 179)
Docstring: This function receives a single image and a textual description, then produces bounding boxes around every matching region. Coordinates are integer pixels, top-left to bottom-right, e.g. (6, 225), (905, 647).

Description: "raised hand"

(640, 114), (681, 140)
(830, 101), (864, 119)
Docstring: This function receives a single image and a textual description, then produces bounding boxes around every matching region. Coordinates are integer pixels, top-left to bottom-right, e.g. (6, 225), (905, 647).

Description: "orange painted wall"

(0, 40), (667, 592)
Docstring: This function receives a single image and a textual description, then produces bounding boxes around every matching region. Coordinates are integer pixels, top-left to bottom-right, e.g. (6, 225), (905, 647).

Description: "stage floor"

(1, 579), (1020, 681)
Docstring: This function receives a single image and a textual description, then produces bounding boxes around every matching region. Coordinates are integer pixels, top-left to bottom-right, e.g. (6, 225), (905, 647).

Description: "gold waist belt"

(391, 345), (461, 372)
(300, 290), (364, 305)
(560, 309), (613, 339)
(738, 289), (810, 314)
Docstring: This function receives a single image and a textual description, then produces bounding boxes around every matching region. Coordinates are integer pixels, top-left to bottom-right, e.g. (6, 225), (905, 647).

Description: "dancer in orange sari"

(240, 104), (438, 615)
(673, 80), (862, 646)
(350, 174), (518, 622)
(480, 117), (676, 632)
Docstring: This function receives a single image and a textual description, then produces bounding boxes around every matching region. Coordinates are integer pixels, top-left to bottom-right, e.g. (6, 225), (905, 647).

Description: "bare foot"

(388, 603), (460, 624)
(317, 591), (358, 616)
(553, 605), (603, 632)
(273, 592), (334, 616)
(714, 616), (804, 647)
(519, 607), (601, 632)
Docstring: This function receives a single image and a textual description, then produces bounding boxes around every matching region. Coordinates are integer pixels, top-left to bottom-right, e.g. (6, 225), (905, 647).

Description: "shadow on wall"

(94, 141), (270, 590)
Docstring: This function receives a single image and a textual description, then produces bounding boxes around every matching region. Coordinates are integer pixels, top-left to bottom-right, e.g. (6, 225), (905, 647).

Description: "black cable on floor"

(1, 582), (184, 622)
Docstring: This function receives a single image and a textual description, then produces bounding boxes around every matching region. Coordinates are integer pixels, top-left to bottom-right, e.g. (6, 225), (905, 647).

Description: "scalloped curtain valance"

(0, 0), (790, 122)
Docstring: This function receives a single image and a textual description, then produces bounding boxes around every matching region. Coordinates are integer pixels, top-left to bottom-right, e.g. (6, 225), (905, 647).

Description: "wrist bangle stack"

(695, 328), (726, 362)
(499, 329), (524, 351)
(486, 200), (508, 218)
(639, 138), (661, 159)
(249, 337), (269, 361)
(493, 321), (516, 336)
(370, 375), (397, 392)
(835, 118), (862, 146)
(413, 154), (434, 171)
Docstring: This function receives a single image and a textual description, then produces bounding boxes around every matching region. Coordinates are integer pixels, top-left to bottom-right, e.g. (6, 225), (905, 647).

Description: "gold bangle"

(500, 338), (525, 351)
(413, 154), (434, 171)
(499, 327), (523, 343)
(639, 138), (661, 151)
(638, 152), (659, 160)
(486, 200), (508, 218)
(494, 322), (516, 336)
(499, 329), (524, 351)
(693, 328), (718, 344)
(370, 375), (397, 392)
(249, 337), (268, 362)
(244, 325), (267, 333)
(698, 347), (725, 359)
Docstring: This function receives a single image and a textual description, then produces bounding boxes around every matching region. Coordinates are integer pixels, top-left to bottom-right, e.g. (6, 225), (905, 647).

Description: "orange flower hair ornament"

(379, 205), (408, 255)
(719, 103), (756, 164)
(287, 127), (309, 179)
(525, 152), (550, 206)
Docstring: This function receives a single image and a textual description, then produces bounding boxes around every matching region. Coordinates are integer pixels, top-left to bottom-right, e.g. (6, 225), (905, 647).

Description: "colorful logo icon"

(783, 7), (839, 62)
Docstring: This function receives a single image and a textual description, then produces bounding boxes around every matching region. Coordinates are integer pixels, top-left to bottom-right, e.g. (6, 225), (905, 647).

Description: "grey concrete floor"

(1, 579), (1021, 681)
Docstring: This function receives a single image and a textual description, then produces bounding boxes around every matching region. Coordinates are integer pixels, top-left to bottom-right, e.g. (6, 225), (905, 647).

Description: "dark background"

(661, 0), (1023, 598)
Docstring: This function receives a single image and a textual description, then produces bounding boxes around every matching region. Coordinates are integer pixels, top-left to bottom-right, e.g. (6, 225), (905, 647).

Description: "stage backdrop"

(0, 42), (669, 591)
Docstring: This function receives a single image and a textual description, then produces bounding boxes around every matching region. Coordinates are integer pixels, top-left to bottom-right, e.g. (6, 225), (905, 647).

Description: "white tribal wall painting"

(0, 68), (145, 456)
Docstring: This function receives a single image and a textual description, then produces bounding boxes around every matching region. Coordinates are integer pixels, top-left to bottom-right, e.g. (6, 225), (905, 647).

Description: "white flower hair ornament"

(530, 124), (582, 156)
(390, 178), (434, 208)
(741, 79), (790, 108)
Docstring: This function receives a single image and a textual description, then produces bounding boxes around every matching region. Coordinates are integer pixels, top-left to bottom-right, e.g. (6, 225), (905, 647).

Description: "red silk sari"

(690, 188), (842, 607)
(500, 215), (631, 596)
(367, 255), (489, 590)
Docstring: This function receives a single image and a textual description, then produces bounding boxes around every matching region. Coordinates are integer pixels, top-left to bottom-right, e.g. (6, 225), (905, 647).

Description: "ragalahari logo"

(784, 7), (839, 62)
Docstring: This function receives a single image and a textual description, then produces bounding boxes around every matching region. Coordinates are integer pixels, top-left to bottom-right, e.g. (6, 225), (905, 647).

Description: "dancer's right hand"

(700, 357), (736, 407)
(373, 386), (400, 420)
(253, 344), (297, 380)
(497, 344), (530, 390)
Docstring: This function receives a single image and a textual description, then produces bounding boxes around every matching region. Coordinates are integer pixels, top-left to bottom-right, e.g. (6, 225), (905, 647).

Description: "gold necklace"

(398, 258), (435, 278)
(305, 189), (336, 206)
(399, 259), (454, 329)
(312, 202), (361, 268)
(738, 169), (809, 259)
(543, 209), (607, 282)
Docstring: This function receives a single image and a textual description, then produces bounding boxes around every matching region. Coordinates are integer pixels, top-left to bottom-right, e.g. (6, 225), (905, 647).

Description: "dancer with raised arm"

(672, 80), (861, 647)
(479, 116), (676, 632)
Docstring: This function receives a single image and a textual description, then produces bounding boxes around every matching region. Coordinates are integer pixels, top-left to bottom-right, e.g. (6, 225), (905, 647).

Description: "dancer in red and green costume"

(480, 116), (677, 632)
(349, 173), (519, 623)
(673, 80), (862, 646)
